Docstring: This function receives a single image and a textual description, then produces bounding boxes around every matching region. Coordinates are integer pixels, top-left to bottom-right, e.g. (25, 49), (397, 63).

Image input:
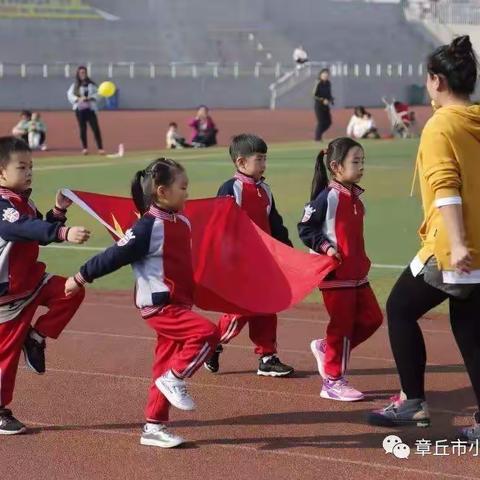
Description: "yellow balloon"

(98, 81), (116, 97)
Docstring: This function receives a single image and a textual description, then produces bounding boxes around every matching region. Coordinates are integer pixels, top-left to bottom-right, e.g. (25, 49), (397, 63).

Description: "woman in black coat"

(313, 69), (334, 141)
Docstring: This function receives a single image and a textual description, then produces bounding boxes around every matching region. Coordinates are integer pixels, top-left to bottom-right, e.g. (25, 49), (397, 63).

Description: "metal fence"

(0, 60), (428, 80)
(407, 0), (480, 25)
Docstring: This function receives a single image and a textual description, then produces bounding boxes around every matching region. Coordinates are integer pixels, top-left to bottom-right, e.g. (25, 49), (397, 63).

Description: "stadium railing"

(0, 61), (427, 80)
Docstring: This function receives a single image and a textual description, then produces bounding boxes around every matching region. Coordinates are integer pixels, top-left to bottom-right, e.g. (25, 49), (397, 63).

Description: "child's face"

(31, 113), (39, 121)
(236, 153), (267, 181)
(330, 146), (364, 184)
(155, 171), (189, 212)
(0, 152), (33, 193)
(198, 107), (208, 118)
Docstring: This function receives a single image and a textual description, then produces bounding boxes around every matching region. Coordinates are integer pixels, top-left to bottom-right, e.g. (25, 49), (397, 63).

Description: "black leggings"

(75, 109), (103, 149)
(387, 267), (480, 407)
(314, 102), (331, 141)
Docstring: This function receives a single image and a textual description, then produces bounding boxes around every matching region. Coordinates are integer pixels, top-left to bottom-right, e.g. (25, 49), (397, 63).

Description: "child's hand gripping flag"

(62, 189), (336, 315)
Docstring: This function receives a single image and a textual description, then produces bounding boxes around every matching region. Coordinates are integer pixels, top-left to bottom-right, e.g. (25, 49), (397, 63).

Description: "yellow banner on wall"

(0, 0), (101, 19)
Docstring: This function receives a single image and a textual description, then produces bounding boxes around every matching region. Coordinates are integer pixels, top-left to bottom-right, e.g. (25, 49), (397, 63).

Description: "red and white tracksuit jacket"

(0, 187), (84, 408)
(216, 172), (292, 356)
(76, 204), (220, 422)
(298, 180), (383, 379)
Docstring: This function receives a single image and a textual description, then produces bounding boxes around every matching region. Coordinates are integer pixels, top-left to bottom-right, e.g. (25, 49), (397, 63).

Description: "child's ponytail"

(131, 169), (150, 214)
(310, 150), (329, 200)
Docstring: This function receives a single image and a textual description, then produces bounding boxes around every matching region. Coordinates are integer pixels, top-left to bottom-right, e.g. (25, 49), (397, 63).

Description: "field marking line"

(61, 329), (396, 363)
(20, 420), (478, 479)
(21, 422), (477, 478)
(21, 366), (470, 418)
(77, 301), (452, 334)
(42, 245), (407, 272)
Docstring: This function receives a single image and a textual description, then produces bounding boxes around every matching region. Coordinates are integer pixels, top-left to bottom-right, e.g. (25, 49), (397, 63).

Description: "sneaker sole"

(320, 390), (365, 402)
(154, 379), (196, 411)
(256, 369), (294, 377)
(367, 413), (430, 428)
(22, 346), (44, 375)
(140, 437), (184, 448)
(0, 426), (27, 435)
(310, 340), (326, 379)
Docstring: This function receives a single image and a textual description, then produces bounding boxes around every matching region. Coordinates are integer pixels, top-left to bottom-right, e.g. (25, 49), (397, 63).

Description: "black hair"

(427, 35), (477, 96)
(169, 122), (178, 128)
(0, 136), (31, 169)
(318, 68), (330, 80)
(229, 133), (268, 163)
(20, 110), (32, 119)
(131, 158), (185, 214)
(310, 137), (362, 200)
(74, 65), (96, 96)
(354, 106), (366, 117)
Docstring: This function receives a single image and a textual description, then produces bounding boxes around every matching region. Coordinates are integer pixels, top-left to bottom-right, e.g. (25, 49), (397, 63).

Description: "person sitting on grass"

(11, 111), (31, 145)
(188, 106), (218, 148)
(346, 106), (380, 139)
(27, 112), (47, 151)
(166, 122), (192, 149)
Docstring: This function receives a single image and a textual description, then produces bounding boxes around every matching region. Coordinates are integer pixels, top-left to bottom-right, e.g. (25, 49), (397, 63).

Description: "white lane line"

(41, 244), (406, 271)
(22, 366), (470, 418)
(22, 420), (476, 479)
(61, 329), (396, 363)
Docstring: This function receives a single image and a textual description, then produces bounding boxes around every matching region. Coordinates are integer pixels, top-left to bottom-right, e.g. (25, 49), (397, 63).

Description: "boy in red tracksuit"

(0, 136), (90, 434)
(298, 138), (382, 402)
(204, 134), (294, 377)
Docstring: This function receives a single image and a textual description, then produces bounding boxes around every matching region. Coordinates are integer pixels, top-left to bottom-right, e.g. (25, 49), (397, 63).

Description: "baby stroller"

(382, 97), (418, 138)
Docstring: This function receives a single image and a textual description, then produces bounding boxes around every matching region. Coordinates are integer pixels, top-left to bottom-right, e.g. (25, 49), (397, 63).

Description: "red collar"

(234, 171), (265, 186)
(329, 180), (364, 197)
(147, 204), (178, 222)
(0, 187), (31, 202)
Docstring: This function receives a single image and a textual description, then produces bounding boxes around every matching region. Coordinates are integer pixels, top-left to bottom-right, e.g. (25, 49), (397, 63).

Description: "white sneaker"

(310, 338), (327, 379)
(140, 423), (184, 448)
(155, 370), (196, 411)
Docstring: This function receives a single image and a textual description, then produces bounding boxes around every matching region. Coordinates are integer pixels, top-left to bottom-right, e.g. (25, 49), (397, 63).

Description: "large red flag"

(62, 189), (335, 314)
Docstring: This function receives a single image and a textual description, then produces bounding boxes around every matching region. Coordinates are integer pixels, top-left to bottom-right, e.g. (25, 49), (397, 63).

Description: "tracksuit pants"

(217, 313), (277, 356)
(322, 284), (383, 379)
(145, 305), (220, 422)
(0, 276), (85, 407)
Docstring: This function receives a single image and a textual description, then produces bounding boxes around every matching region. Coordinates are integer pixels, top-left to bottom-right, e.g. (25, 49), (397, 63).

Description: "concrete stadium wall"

(0, 74), (427, 110)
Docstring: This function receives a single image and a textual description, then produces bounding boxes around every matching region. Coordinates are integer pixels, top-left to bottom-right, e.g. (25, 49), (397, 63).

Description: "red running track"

(2, 290), (479, 480)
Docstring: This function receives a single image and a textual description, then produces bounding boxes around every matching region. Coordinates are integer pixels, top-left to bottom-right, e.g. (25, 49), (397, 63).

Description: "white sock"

(261, 355), (273, 362)
(30, 329), (45, 343)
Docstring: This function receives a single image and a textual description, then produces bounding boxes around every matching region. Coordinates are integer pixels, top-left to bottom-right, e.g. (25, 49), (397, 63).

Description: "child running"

(204, 133), (294, 377)
(298, 138), (383, 401)
(65, 158), (220, 449)
(0, 136), (89, 434)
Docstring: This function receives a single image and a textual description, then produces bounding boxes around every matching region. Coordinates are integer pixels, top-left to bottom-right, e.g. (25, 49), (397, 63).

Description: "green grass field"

(34, 139), (425, 307)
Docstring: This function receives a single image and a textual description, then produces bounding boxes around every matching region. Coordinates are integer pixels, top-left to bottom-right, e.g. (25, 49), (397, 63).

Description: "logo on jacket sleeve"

(2, 208), (20, 223)
(301, 205), (316, 223)
(116, 228), (136, 246)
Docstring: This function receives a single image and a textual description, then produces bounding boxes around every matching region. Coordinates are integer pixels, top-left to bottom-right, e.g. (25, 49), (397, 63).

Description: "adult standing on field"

(67, 66), (105, 155)
(368, 35), (480, 443)
(313, 69), (333, 142)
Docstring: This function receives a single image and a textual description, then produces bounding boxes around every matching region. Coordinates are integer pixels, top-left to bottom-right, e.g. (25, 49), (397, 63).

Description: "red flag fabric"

(62, 189), (336, 314)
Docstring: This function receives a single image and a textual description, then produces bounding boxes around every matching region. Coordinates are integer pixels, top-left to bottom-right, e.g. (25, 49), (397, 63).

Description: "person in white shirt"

(293, 45), (308, 66)
(67, 66), (104, 155)
(346, 106), (380, 139)
(166, 122), (192, 149)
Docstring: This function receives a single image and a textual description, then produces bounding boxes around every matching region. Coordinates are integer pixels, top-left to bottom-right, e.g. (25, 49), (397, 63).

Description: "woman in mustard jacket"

(369, 36), (480, 442)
